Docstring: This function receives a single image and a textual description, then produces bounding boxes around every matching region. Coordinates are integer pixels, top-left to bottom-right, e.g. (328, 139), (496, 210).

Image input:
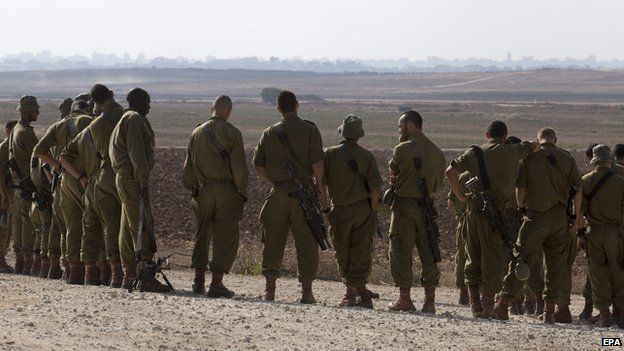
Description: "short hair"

(504, 136), (522, 145)
(538, 127), (556, 140)
(126, 87), (150, 107)
(277, 90), (298, 114)
(486, 120), (508, 139)
(585, 142), (599, 160)
(613, 143), (624, 159)
(401, 110), (423, 129)
(72, 100), (90, 112)
(213, 95), (233, 114)
(5, 120), (17, 131)
(90, 84), (113, 104)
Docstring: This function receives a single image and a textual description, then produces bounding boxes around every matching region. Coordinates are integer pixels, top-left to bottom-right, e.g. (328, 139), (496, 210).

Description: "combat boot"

(21, 254), (33, 275)
(482, 291), (498, 319)
(100, 261), (111, 286)
(578, 297), (593, 322)
(207, 272), (235, 298)
(122, 265), (137, 290)
(68, 261), (85, 285)
(13, 254), (24, 275)
(362, 287), (380, 299)
(389, 288), (416, 312)
(109, 260), (124, 288)
(468, 285), (483, 318)
(262, 276), (276, 301)
(493, 295), (513, 320)
(524, 291), (536, 315)
(61, 259), (70, 282)
(48, 257), (63, 279)
(554, 304), (572, 324)
(38, 257), (50, 278)
(542, 300), (556, 324)
(192, 268), (206, 294)
(612, 304), (620, 325)
(84, 261), (102, 286)
(458, 285), (469, 306)
(300, 280), (316, 304)
(617, 305), (624, 329)
(356, 287), (374, 309)
(30, 253), (42, 276)
(422, 287), (436, 314)
(0, 253), (14, 273)
(338, 286), (358, 307)
(596, 308), (612, 328)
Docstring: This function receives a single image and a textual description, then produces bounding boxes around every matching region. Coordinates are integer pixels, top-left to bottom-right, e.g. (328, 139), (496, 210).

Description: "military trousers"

(31, 206), (53, 257)
(389, 196), (440, 288)
(329, 199), (375, 288)
(96, 166), (122, 262)
(81, 180), (105, 263)
(11, 194), (36, 254)
(454, 212), (468, 288)
(62, 176), (85, 262)
(49, 184), (65, 259)
(191, 184), (243, 273)
(259, 186), (319, 283)
(116, 174), (156, 268)
(0, 211), (9, 255)
(501, 204), (570, 302)
(587, 224), (624, 310)
(560, 230), (578, 305)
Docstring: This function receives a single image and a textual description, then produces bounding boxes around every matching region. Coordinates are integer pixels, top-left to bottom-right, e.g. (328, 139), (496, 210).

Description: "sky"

(0, 0), (622, 61)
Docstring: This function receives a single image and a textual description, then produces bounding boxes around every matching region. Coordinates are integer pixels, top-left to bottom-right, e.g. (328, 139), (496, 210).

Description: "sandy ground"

(0, 269), (621, 351)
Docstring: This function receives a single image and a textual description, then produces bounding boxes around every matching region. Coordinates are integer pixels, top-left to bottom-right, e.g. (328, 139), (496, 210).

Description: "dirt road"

(0, 270), (619, 351)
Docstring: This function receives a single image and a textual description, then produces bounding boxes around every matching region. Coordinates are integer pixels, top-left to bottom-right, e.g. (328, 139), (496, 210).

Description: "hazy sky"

(1, 0), (622, 60)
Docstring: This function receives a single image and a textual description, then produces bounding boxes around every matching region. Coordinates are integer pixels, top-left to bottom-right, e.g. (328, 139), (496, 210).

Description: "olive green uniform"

(110, 109), (156, 267)
(253, 116), (324, 282)
(29, 159), (52, 257)
(89, 100), (124, 262)
(34, 112), (92, 261)
(9, 121), (38, 255)
(388, 132), (445, 288)
(582, 167), (624, 310)
(183, 117), (248, 273)
(61, 127), (105, 263)
(0, 139), (12, 254)
(500, 143), (581, 302)
(450, 139), (534, 293)
(448, 171), (470, 288)
(324, 140), (382, 288)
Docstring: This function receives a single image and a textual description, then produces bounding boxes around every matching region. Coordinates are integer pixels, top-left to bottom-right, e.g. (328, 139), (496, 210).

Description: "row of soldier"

(0, 87), (622, 329)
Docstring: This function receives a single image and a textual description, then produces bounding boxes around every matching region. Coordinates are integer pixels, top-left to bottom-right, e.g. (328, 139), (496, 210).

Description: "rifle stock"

(417, 178), (442, 263)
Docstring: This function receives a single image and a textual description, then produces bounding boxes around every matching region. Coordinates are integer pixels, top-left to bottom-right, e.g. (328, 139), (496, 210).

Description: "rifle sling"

(471, 146), (491, 191)
(339, 143), (370, 192)
(540, 146), (576, 216)
(84, 128), (103, 161)
(409, 139), (422, 170)
(275, 122), (305, 181)
(202, 121), (230, 159)
(586, 171), (615, 203)
(65, 117), (78, 138)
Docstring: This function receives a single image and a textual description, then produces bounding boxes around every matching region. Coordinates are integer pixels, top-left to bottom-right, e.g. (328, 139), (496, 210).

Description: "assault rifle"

(417, 178), (442, 263)
(283, 160), (330, 251)
(7, 158), (52, 212)
(465, 176), (529, 281)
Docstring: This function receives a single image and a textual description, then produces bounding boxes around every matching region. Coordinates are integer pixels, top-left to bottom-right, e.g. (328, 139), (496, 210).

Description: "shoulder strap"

(586, 171), (615, 202)
(275, 122), (294, 157)
(84, 128), (103, 161)
(339, 143), (359, 173)
(471, 146), (491, 191)
(65, 117), (78, 138)
(409, 140), (422, 170)
(202, 121), (230, 159)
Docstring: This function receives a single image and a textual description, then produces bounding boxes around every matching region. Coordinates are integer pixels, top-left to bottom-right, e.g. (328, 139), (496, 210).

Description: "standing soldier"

(0, 120), (18, 273)
(446, 121), (537, 318)
(387, 110), (445, 313)
(34, 100), (92, 283)
(253, 91), (327, 304)
(578, 144), (624, 329)
(110, 87), (169, 292)
(324, 115), (382, 308)
(494, 128), (582, 323)
(448, 171), (470, 305)
(613, 144), (624, 167)
(9, 96), (40, 274)
(183, 95), (248, 298)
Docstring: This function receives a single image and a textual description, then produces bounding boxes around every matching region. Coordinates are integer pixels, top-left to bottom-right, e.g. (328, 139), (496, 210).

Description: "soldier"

(253, 90), (327, 304)
(446, 121), (537, 318)
(387, 110), (445, 313)
(183, 95), (248, 298)
(8, 96), (40, 275)
(324, 115), (382, 308)
(493, 128), (582, 324)
(58, 98), (73, 120)
(448, 171), (470, 305)
(578, 144), (624, 329)
(110, 87), (169, 292)
(74, 93), (95, 116)
(34, 100), (92, 283)
(613, 143), (624, 167)
(0, 120), (18, 273)
(28, 158), (52, 277)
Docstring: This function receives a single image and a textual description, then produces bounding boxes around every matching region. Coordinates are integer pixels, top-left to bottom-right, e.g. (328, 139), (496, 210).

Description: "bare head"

(126, 88), (151, 117)
(90, 84), (114, 106)
(276, 91), (299, 117)
(537, 127), (557, 144)
(211, 95), (233, 120)
(485, 120), (507, 140)
(72, 100), (91, 115)
(397, 110), (423, 141)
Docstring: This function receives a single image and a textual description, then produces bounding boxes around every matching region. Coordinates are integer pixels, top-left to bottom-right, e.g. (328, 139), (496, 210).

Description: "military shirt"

(324, 140), (382, 206)
(0, 139), (10, 186)
(582, 166), (624, 225)
(451, 139), (534, 209)
(61, 127), (101, 178)
(253, 115), (324, 183)
(109, 109), (155, 188)
(89, 99), (124, 170)
(9, 121), (38, 178)
(611, 162), (624, 177)
(448, 171), (470, 214)
(516, 143), (582, 212)
(33, 111), (92, 163)
(182, 117), (249, 197)
(389, 132), (445, 198)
